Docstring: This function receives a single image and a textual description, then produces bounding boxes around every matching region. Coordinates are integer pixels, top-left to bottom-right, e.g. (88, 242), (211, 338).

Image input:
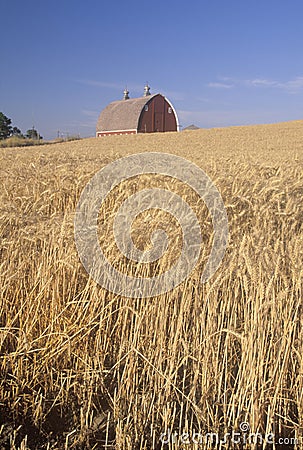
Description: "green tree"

(0, 112), (12, 140)
(11, 126), (23, 137)
(25, 127), (43, 140)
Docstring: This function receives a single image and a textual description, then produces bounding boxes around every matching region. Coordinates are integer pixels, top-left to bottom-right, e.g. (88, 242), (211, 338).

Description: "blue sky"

(2, 0), (303, 139)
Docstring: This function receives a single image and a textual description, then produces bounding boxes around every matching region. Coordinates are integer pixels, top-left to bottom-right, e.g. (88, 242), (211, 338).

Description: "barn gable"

(96, 86), (179, 136)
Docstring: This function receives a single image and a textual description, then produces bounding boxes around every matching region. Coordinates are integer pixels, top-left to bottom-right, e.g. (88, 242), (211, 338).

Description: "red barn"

(96, 84), (179, 136)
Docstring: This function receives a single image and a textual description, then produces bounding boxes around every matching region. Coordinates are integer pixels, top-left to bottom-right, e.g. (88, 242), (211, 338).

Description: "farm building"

(96, 84), (179, 136)
(183, 124), (200, 131)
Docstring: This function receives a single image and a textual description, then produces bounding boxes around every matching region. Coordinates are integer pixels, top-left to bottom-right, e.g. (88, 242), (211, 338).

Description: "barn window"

(168, 107), (172, 114)
(144, 105), (149, 112)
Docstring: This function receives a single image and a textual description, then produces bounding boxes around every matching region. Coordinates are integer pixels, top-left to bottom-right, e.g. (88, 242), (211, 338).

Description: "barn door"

(154, 112), (164, 132)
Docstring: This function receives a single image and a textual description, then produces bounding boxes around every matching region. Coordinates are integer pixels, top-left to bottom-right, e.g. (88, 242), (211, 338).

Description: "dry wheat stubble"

(0, 121), (303, 448)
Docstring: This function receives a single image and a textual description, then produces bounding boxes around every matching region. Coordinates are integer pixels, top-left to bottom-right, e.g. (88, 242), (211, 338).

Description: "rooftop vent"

(143, 83), (151, 96)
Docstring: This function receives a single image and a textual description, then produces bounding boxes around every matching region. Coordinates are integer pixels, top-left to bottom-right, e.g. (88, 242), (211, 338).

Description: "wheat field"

(1, 121), (303, 449)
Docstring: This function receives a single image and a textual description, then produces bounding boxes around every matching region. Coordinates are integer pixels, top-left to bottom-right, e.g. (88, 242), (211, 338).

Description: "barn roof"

(96, 94), (158, 132)
(183, 124), (200, 131)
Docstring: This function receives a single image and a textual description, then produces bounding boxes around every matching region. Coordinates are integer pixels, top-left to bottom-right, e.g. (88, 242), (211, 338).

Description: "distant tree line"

(0, 112), (43, 140)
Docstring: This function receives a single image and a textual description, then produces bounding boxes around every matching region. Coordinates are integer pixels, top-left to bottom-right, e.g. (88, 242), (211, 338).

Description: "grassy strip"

(0, 135), (82, 148)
